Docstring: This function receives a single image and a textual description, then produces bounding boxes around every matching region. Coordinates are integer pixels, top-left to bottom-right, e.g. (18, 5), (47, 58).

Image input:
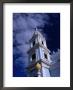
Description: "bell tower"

(27, 28), (52, 77)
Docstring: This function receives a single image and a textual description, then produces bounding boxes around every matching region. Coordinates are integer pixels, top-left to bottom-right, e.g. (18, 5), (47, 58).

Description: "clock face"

(35, 63), (41, 70)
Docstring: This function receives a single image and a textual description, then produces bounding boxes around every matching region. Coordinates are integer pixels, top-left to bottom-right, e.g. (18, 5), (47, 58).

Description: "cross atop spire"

(34, 26), (41, 31)
(35, 27), (38, 31)
(34, 27), (39, 34)
(33, 27), (43, 38)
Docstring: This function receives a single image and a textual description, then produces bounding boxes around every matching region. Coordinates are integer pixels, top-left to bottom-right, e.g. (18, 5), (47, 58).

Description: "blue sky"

(13, 13), (60, 77)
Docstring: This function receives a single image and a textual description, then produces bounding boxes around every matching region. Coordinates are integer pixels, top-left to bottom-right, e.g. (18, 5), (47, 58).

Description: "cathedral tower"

(27, 28), (52, 77)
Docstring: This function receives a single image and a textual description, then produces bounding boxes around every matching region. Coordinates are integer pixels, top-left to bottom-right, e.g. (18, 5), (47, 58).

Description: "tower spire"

(27, 27), (51, 77)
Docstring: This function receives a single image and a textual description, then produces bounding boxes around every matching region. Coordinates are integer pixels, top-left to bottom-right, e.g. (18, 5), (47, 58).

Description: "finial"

(35, 27), (38, 31)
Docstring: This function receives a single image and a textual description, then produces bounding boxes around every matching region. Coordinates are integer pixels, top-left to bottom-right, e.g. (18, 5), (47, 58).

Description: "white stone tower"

(27, 28), (52, 77)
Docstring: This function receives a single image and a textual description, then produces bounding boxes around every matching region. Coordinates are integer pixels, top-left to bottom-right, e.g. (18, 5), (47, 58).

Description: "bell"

(35, 63), (41, 70)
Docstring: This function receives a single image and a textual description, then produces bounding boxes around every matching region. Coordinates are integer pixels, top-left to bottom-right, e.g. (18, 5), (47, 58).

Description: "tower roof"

(29, 27), (44, 42)
(33, 27), (43, 37)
